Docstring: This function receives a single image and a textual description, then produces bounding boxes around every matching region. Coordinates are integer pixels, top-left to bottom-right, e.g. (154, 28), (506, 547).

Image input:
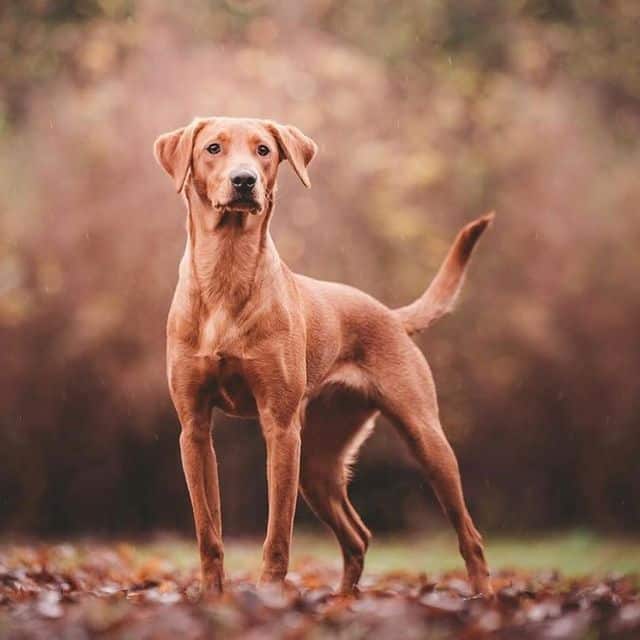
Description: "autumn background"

(1, 0), (639, 559)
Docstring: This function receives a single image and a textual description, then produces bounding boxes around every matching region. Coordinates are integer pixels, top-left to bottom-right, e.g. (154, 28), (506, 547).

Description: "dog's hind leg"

(300, 391), (375, 594)
(373, 339), (493, 596)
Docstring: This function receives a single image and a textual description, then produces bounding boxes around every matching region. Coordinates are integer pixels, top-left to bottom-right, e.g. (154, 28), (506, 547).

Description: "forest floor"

(1, 531), (639, 639)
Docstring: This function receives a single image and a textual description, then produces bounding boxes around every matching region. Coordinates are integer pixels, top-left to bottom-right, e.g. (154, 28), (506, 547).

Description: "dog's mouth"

(217, 197), (262, 215)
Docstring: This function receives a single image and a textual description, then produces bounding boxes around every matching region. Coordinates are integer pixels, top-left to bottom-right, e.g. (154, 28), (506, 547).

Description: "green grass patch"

(142, 529), (640, 578)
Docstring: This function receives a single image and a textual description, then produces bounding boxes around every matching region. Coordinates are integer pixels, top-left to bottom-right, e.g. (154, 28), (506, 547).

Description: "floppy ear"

(266, 122), (318, 188)
(153, 118), (205, 192)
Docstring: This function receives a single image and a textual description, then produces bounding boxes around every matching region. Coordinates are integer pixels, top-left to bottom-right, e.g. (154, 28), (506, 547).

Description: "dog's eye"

(257, 144), (270, 157)
(207, 143), (221, 155)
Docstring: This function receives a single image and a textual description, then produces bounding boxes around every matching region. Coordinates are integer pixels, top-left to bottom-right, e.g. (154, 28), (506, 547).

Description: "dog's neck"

(181, 182), (280, 314)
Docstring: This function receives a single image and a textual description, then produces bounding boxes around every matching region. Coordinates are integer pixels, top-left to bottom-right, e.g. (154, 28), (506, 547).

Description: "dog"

(154, 116), (493, 597)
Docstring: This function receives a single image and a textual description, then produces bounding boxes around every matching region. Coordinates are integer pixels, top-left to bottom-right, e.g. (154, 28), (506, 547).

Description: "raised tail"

(394, 212), (494, 335)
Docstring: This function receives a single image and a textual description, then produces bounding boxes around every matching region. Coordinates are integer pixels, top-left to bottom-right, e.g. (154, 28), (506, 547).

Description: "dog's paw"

(336, 584), (362, 599)
(255, 578), (299, 607)
(196, 571), (225, 601)
(471, 579), (496, 602)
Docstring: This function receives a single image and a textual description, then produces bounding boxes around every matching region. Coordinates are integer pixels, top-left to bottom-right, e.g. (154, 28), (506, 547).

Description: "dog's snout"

(230, 168), (257, 191)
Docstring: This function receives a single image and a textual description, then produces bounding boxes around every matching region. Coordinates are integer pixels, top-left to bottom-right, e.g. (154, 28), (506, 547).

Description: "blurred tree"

(0, 0), (134, 126)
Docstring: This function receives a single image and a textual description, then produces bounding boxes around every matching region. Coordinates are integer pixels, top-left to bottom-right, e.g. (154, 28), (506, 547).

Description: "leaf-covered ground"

(1, 533), (639, 639)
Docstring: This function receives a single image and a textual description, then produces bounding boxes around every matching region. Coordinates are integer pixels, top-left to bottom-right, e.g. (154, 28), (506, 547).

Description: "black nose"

(230, 168), (257, 191)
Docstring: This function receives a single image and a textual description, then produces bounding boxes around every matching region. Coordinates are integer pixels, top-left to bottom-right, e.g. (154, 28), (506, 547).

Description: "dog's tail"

(394, 212), (494, 335)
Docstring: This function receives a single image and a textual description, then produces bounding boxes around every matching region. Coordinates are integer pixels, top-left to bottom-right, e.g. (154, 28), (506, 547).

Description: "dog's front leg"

(258, 403), (302, 584)
(172, 382), (224, 595)
(179, 418), (224, 594)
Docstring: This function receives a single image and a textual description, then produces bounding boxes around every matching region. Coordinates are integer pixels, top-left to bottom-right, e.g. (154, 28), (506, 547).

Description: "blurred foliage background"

(1, 0), (639, 538)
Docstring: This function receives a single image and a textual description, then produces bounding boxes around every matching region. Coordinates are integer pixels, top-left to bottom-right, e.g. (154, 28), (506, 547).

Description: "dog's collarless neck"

(182, 188), (280, 315)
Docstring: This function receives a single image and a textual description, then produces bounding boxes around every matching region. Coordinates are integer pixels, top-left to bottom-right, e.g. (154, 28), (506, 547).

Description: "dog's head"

(154, 117), (317, 216)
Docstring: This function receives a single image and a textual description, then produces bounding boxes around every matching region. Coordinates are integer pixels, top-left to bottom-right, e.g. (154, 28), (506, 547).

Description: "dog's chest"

(199, 305), (245, 357)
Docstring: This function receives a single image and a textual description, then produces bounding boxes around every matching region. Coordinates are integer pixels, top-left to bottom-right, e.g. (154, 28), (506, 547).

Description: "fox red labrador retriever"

(154, 116), (493, 597)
